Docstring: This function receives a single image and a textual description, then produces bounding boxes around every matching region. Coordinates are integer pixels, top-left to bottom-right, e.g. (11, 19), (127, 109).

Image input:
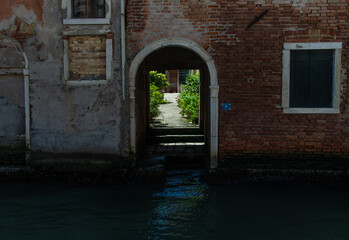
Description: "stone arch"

(0, 34), (30, 148)
(129, 38), (219, 168)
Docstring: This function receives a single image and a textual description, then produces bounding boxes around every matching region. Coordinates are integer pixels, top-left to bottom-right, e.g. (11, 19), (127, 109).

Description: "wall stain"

(0, 0), (44, 25)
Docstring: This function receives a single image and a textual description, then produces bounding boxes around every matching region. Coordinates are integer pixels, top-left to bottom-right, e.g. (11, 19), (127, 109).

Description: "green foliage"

(149, 71), (170, 120)
(150, 83), (162, 119)
(176, 72), (200, 123)
(149, 71), (169, 89)
(158, 99), (169, 104)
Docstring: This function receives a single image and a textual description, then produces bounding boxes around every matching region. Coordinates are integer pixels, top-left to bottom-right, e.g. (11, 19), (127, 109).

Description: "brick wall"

(69, 35), (106, 80)
(127, 0), (349, 163)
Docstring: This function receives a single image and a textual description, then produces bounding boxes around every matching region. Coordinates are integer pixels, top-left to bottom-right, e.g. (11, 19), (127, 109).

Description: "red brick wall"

(127, 0), (349, 162)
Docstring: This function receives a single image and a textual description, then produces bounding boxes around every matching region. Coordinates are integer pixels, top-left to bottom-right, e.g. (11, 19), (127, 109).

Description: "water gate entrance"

(129, 39), (219, 169)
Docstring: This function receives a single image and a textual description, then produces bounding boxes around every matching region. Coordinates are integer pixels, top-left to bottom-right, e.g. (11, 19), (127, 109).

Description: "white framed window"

(282, 42), (342, 114)
(63, 0), (111, 25)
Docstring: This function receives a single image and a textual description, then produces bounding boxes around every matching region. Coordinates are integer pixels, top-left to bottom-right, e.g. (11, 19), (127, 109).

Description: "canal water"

(0, 170), (349, 240)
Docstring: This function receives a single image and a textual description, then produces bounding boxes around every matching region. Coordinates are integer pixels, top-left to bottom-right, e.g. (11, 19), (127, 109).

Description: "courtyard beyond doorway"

(150, 93), (199, 129)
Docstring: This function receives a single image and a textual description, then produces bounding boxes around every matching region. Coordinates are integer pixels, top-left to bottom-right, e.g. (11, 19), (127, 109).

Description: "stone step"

(148, 128), (202, 136)
(148, 134), (204, 143)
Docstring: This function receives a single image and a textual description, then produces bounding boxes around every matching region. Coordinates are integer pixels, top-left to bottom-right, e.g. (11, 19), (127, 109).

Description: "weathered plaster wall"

(0, 75), (25, 145)
(0, 39), (25, 145)
(0, 0), (129, 156)
(0, 0), (44, 24)
(126, 0), (349, 164)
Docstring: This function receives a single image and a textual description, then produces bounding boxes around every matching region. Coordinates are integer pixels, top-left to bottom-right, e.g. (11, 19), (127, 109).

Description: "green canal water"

(0, 170), (349, 240)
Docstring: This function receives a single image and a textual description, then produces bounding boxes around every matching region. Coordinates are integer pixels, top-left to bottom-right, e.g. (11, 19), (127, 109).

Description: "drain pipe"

(121, 0), (126, 100)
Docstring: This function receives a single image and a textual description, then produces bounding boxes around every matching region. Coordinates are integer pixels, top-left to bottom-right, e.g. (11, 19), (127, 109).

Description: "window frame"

(282, 42), (342, 114)
(63, 0), (111, 25)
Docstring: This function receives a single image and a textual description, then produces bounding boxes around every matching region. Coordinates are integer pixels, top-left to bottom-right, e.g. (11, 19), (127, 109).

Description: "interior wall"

(135, 62), (148, 156)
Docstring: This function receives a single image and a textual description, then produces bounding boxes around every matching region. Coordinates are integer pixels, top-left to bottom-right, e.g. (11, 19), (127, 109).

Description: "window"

(179, 70), (189, 85)
(72, 0), (105, 18)
(63, 0), (111, 25)
(62, 0), (112, 85)
(282, 42), (342, 114)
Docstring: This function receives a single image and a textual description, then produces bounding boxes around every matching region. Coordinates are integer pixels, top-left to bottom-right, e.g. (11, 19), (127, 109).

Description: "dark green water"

(1, 170), (349, 240)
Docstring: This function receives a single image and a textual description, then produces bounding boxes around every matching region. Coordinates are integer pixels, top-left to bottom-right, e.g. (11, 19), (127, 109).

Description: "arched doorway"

(129, 38), (219, 168)
(0, 34), (30, 149)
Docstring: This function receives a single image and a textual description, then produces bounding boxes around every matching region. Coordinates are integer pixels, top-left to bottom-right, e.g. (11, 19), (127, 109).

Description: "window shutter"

(290, 50), (333, 108)
(290, 50), (310, 107)
(309, 50), (333, 108)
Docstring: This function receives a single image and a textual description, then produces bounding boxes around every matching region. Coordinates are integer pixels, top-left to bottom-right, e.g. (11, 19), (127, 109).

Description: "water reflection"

(2, 172), (349, 239)
(146, 170), (216, 239)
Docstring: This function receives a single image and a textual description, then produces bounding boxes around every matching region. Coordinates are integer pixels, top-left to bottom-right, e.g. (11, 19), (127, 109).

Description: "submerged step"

(148, 128), (203, 136)
(148, 135), (204, 143)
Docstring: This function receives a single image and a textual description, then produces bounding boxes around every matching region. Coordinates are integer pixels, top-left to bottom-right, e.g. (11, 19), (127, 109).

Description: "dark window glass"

(179, 70), (189, 85)
(91, 0), (105, 18)
(290, 50), (333, 108)
(73, 0), (88, 18)
(72, 0), (105, 18)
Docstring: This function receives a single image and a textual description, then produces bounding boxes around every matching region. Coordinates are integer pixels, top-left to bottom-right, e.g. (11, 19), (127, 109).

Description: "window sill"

(66, 80), (108, 86)
(63, 18), (110, 25)
(283, 107), (339, 114)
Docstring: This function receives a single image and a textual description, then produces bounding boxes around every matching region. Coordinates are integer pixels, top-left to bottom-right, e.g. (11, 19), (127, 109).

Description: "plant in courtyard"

(149, 71), (169, 89)
(149, 71), (170, 119)
(176, 72), (200, 123)
(150, 83), (162, 119)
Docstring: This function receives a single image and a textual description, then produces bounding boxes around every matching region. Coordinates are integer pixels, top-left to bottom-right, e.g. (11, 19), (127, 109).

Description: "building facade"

(0, 0), (349, 169)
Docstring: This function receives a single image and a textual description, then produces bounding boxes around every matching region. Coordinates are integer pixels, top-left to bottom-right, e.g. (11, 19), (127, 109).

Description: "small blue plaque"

(222, 103), (231, 111)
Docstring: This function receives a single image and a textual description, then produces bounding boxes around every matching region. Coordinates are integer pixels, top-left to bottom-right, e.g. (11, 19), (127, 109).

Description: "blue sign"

(222, 103), (231, 111)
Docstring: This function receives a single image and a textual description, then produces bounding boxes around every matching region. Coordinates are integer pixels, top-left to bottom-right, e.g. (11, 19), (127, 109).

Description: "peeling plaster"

(0, 0), (44, 24)
(62, 0), (67, 10)
(0, 5), (38, 30)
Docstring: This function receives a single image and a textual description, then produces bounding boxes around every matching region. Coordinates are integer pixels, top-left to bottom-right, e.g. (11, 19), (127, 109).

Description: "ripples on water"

(147, 170), (214, 240)
(0, 170), (349, 239)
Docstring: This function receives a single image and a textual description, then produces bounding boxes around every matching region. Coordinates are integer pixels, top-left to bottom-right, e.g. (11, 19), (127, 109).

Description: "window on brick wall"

(282, 42), (342, 114)
(290, 50), (333, 108)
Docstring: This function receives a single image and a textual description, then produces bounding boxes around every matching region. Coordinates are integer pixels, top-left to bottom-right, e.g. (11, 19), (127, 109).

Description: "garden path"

(154, 93), (197, 128)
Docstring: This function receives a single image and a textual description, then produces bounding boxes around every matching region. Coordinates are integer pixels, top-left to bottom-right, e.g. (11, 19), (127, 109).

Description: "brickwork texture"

(127, 0), (349, 163)
(69, 35), (106, 80)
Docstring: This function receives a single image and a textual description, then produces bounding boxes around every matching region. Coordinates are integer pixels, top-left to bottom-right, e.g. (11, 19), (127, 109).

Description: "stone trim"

(63, 18), (110, 25)
(129, 38), (219, 168)
(282, 42), (342, 114)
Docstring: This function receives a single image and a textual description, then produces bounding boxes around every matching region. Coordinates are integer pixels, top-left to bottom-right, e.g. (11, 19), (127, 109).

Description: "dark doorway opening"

(134, 47), (210, 169)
